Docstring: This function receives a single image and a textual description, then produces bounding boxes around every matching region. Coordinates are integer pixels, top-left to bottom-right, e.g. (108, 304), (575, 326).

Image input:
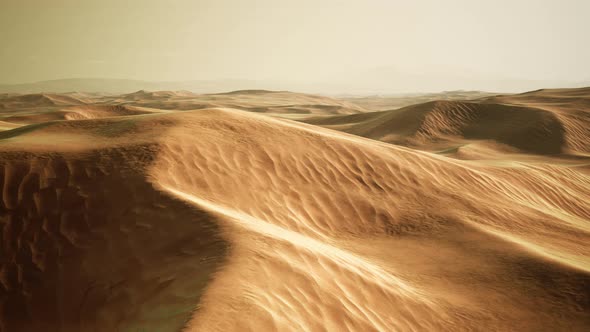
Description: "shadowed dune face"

(481, 88), (590, 154)
(0, 147), (227, 332)
(107, 89), (365, 115)
(307, 100), (570, 155)
(0, 87), (589, 331)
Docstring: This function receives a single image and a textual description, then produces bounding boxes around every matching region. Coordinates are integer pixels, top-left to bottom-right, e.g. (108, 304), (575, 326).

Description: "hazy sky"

(1, 0), (589, 87)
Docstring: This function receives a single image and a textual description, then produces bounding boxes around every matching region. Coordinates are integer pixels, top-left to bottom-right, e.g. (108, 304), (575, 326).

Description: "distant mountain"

(0, 78), (277, 95)
(1, 75), (588, 95)
(321, 66), (590, 95)
(0, 79), (151, 94)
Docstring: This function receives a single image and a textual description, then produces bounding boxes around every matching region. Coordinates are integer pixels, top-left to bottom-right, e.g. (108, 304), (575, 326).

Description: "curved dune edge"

(62, 105), (156, 120)
(0, 130), (229, 331)
(148, 109), (590, 331)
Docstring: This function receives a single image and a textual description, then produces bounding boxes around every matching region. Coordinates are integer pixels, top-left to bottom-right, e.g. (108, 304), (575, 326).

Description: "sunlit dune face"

(150, 109), (590, 331)
(163, 186), (446, 331)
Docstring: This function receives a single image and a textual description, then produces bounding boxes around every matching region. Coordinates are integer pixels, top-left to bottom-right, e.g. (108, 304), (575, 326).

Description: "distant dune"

(340, 90), (497, 111)
(0, 90), (364, 126)
(0, 93), (87, 109)
(308, 87), (590, 158)
(0, 87), (589, 331)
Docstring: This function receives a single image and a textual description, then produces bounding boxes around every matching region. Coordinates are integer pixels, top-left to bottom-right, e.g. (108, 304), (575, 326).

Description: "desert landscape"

(2, 0), (590, 331)
(0, 87), (589, 331)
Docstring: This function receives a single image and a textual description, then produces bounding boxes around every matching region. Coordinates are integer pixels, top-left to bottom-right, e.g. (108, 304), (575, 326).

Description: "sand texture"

(0, 88), (589, 331)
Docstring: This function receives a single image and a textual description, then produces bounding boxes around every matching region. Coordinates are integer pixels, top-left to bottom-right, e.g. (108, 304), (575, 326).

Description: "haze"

(1, 0), (589, 92)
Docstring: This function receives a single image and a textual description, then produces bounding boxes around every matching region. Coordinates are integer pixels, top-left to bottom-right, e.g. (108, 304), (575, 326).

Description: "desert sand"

(0, 88), (589, 331)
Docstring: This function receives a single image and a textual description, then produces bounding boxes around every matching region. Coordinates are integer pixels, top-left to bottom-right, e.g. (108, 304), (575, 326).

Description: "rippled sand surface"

(1, 89), (589, 331)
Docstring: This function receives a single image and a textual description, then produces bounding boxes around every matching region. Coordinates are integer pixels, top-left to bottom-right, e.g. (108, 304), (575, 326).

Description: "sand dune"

(306, 100), (567, 153)
(0, 93), (87, 109)
(111, 89), (365, 115)
(62, 105), (156, 120)
(0, 90), (365, 127)
(152, 109), (590, 331)
(121, 90), (199, 101)
(307, 89), (590, 158)
(0, 117), (227, 332)
(482, 87), (590, 154)
(0, 88), (589, 331)
(341, 90), (497, 111)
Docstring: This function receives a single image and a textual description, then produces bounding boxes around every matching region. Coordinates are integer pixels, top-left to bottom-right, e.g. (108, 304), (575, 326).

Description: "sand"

(0, 88), (589, 331)
(307, 88), (590, 159)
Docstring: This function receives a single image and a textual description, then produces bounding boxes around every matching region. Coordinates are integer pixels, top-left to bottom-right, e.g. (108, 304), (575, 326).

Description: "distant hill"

(2, 77), (589, 95)
(0, 89), (365, 125)
(0, 78), (277, 95)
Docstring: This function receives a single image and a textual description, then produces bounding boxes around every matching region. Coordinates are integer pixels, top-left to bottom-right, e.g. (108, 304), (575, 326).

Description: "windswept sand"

(0, 88), (589, 331)
(308, 88), (590, 160)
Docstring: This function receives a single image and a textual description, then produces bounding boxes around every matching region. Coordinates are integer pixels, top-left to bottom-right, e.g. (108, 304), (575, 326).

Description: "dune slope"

(0, 119), (227, 332)
(151, 109), (590, 331)
(307, 88), (590, 158)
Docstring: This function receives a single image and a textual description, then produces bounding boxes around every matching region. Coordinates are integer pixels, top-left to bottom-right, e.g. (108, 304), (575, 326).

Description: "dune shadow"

(0, 146), (228, 332)
(308, 101), (569, 155)
(455, 103), (567, 154)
